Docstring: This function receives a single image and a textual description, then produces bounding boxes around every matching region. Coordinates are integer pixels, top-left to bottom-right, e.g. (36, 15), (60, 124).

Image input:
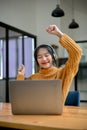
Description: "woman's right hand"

(18, 64), (25, 75)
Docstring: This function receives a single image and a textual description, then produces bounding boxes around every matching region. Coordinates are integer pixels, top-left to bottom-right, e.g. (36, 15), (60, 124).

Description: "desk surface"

(0, 103), (87, 130)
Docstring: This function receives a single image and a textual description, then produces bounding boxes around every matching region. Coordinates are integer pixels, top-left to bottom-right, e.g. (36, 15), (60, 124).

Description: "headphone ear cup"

(52, 48), (57, 59)
(53, 53), (56, 59)
(49, 45), (57, 59)
(48, 45), (57, 59)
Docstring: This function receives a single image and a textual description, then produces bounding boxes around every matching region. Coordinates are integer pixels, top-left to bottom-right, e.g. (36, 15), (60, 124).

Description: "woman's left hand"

(46, 25), (63, 38)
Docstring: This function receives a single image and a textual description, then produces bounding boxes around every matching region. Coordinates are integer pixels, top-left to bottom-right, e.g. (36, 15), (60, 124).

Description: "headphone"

(46, 44), (57, 59)
(34, 44), (57, 65)
(35, 44), (56, 57)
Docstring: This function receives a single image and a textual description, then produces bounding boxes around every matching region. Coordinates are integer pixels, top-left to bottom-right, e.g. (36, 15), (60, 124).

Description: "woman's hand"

(18, 64), (25, 75)
(46, 25), (63, 38)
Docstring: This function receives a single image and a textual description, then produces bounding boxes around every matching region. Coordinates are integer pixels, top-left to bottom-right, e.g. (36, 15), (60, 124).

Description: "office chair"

(65, 91), (80, 106)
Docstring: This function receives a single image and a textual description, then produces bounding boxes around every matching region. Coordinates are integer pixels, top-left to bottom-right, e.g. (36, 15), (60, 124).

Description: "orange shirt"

(17, 34), (82, 104)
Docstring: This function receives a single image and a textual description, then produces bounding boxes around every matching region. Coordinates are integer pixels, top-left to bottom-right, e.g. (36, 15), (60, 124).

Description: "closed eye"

(37, 53), (51, 59)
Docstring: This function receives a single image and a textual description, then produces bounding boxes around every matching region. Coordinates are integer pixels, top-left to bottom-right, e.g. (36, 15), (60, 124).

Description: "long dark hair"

(34, 44), (57, 66)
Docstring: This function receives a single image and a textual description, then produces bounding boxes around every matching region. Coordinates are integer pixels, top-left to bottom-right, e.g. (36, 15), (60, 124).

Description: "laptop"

(9, 79), (63, 115)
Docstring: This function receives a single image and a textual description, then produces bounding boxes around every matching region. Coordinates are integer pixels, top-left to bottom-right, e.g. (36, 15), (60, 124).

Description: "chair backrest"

(65, 91), (80, 106)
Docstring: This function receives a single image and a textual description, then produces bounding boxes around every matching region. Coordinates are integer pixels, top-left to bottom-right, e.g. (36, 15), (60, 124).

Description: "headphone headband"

(35, 44), (56, 57)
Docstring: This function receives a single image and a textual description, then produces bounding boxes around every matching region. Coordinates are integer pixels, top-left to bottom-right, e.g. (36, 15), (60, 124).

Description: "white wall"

(60, 0), (87, 57)
(0, 0), (62, 57)
(0, 0), (37, 34)
(0, 0), (87, 57)
(61, 0), (87, 41)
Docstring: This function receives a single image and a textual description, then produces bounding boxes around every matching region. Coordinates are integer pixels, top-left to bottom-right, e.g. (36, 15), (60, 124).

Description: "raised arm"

(46, 25), (82, 104)
(46, 24), (82, 72)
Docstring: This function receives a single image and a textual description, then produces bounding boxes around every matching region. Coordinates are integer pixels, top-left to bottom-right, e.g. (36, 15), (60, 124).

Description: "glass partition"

(0, 22), (36, 102)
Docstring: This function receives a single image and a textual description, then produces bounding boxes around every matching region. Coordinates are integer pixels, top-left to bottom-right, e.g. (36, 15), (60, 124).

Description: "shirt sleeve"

(59, 34), (82, 104)
(59, 34), (82, 75)
(16, 74), (25, 80)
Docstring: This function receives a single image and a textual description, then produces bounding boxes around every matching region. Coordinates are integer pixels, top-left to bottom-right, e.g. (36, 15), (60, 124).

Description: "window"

(0, 36), (35, 79)
(0, 40), (3, 79)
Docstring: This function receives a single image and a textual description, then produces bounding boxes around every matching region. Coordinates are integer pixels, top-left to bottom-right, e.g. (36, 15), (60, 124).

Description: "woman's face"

(37, 48), (53, 69)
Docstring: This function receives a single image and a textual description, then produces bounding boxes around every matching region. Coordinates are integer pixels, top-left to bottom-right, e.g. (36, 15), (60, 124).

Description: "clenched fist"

(18, 64), (25, 75)
(46, 25), (63, 38)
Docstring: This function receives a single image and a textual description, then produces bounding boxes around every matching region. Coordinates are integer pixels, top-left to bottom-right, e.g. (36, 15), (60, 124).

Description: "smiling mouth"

(42, 62), (49, 65)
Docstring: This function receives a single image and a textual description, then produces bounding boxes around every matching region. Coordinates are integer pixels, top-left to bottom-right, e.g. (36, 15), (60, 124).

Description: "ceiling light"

(69, 19), (79, 29)
(51, 4), (65, 17)
(68, 0), (79, 29)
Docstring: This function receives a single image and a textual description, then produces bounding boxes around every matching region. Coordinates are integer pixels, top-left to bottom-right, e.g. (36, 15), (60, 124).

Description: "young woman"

(17, 25), (82, 104)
